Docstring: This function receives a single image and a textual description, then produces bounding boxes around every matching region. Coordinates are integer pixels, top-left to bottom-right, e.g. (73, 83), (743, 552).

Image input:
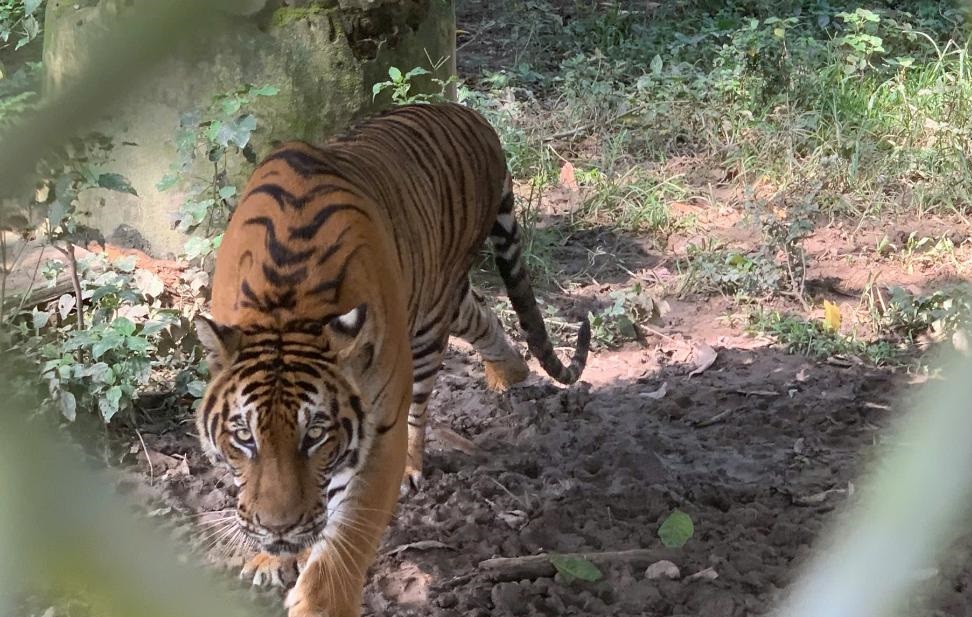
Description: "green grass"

(743, 283), (972, 365)
(454, 0), (972, 343)
(747, 309), (900, 365)
(575, 167), (690, 234)
(464, 0), (972, 221)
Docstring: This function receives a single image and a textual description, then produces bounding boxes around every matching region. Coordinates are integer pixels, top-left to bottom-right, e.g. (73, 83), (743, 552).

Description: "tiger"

(192, 102), (590, 617)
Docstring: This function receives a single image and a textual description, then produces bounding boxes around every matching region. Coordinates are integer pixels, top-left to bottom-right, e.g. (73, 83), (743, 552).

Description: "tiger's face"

(193, 306), (372, 554)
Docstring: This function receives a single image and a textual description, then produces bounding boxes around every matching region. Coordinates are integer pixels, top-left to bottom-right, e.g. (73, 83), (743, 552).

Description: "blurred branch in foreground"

(775, 350), (972, 617)
(0, 1), (268, 614)
(0, 353), (267, 617)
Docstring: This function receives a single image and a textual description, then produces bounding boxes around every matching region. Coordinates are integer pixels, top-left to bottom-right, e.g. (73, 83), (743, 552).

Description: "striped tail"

(488, 179), (591, 385)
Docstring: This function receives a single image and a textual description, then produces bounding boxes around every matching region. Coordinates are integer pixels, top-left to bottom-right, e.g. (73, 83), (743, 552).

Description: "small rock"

(436, 592), (458, 609)
(697, 592), (736, 617)
(490, 582), (527, 613)
(544, 592), (567, 613)
(645, 560), (681, 580)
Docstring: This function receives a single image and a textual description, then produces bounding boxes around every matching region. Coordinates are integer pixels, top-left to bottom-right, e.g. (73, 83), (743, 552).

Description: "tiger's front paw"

(285, 555), (362, 617)
(241, 550), (303, 588)
(401, 464), (423, 495)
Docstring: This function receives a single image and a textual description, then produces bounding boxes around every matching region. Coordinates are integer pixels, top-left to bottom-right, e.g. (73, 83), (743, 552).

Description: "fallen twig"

(641, 325), (677, 341)
(8, 243), (49, 316)
(136, 428), (154, 481)
(734, 389), (779, 397)
(825, 356), (857, 368)
(693, 407), (736, 428)
(791, 483), (855, 506)
(385, 540), (454, 557)
(479, 548), (666, 582)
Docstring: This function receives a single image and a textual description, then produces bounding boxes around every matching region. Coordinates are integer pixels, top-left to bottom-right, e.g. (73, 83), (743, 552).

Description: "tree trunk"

(42, 0), (456, 257)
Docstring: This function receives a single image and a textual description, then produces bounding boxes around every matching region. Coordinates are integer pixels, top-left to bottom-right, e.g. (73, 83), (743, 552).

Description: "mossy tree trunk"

(42, 0), (455, 257)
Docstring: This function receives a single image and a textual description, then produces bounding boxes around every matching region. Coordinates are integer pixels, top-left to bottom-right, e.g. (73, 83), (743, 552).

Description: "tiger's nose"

(253, 512), (301, 535)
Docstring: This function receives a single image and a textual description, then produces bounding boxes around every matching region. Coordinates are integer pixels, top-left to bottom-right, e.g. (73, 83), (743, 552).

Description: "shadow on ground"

(128, 333), (972, 617)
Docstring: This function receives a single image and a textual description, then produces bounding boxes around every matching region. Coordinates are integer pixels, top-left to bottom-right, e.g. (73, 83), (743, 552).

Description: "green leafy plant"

(680, 243), (782, 298)
(577, 168), (687, 234)
(748, 309), (897, 364)
(876, 232), (958, 273)
(0, 0), (43, 51)
(0, 59), (40, 129)
(37, 133), (137, 239)
(476, 0), (972, 219)
(0, 132), (138, 332)
(11, 252), (176, 423)
(745, 195), (818, 304)
(372, 56), (457, 105)
(0, 126), (212, 424)
(7, 245), (211, 424)
(877, 286), (972, 341)
(373, 66), (433, 104)
(158, 83), (279, 262)
(837, 8), (886, 75)
(679, 194), (817, 302)
(588, 283), (663, 347)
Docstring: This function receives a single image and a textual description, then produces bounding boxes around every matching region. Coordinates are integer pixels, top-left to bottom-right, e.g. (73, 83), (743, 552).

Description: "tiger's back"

(213, 104), (504, 322)
(195, 103), (589, 617)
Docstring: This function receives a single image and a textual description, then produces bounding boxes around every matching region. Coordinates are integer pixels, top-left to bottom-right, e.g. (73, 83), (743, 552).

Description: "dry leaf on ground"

(822, 300), (842, 331)
(559, 161), (579, 191)
(428, 423), (479, 455)
(688, 343), (718, 377)
(640, 382), (668, 400)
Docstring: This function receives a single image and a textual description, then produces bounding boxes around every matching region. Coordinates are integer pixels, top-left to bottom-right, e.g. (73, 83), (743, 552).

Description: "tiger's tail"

(488, 174), (591, 385)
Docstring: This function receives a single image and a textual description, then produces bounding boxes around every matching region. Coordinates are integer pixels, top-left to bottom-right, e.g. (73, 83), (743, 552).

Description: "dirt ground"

(130, 320), (970, 617)
(122, 202), (972, 617)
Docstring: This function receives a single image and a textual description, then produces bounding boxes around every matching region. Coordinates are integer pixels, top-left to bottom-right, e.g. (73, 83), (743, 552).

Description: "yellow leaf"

(823, 300), (842, 332)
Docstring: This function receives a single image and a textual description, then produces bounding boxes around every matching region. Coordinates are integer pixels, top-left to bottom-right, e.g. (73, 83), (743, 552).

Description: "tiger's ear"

(325, 304), (374, 373)
(193, 315), (242, 373)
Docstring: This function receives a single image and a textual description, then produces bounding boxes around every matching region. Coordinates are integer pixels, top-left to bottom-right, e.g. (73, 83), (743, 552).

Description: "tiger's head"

(192, 305), (374, 554)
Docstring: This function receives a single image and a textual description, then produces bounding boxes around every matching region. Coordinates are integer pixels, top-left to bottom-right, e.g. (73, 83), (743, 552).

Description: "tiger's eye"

(306, 426), (325, 441)
(234, 428), (253, 443)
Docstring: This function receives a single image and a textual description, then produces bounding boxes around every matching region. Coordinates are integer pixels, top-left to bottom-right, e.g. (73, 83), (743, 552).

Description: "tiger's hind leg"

(403, 331), (449, 492)
(451, 281), (530, 391)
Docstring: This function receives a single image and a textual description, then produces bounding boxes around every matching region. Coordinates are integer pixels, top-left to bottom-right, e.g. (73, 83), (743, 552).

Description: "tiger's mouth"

(263, 539), (304, 555)
(250, 518), (325, 555)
